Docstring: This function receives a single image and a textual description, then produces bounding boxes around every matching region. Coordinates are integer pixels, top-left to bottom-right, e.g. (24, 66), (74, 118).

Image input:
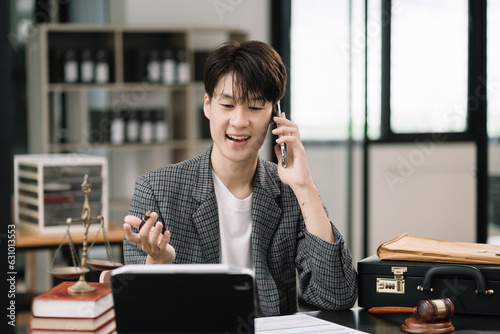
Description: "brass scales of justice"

(48, 174), (122, 293)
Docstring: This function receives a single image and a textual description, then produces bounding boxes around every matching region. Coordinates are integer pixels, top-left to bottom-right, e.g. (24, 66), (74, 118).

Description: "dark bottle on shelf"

(176, 49), (190, 84)
(110, 110), (125, 145)
(80, 49), (95, 83)
(64, 48), (79, 83)
(89, 110), (111, 143)
(154, 109), (168, 142)
(135, 48), (149, 82)
(147, 49), (161, 82)
(126, 110), (140, 143)
(141, 110), (154, 143)
(95, 49), (110, 84)
(50, 47), (65, 83)
(161, 49), (176, 85)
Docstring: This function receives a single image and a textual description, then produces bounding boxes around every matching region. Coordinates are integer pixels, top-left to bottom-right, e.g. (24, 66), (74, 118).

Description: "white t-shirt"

(212, 171), (253, 270)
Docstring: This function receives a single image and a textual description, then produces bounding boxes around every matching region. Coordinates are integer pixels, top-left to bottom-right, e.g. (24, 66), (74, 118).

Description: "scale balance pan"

(48, 266), (90, 280)
(86, 259), (123, 271)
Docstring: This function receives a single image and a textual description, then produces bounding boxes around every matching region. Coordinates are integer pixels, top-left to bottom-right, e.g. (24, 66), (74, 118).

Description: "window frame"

(376, 0), (481, 144)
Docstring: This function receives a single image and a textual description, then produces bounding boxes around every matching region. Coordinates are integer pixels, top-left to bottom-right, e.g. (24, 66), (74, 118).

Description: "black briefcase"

(358, 255), (500, 315)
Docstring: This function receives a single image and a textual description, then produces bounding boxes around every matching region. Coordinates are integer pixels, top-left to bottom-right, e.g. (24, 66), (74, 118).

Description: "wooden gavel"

(368, 298), (455, 322)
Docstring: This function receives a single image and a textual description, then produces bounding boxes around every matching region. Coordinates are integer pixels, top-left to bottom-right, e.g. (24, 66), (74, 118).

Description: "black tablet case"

(111, 266), (255, 334)
(358, 255), (500, 315)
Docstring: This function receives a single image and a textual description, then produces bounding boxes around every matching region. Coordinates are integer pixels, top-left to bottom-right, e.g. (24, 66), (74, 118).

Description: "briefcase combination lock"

(376, 266), (407, 294)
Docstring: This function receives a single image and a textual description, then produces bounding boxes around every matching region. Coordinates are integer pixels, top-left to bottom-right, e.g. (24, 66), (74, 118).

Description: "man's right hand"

(123, 212), (176, 264)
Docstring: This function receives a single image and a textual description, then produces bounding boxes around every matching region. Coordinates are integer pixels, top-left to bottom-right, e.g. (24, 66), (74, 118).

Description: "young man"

(122, 40), (358, 316)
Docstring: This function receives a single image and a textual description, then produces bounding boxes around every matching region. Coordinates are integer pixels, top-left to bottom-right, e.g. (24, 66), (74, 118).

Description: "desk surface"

(307, 308), (500, 333)
(16, 223), (124, 249)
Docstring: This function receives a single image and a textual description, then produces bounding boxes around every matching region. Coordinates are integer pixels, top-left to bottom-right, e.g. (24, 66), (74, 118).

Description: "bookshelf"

(26, 24), (247, 223)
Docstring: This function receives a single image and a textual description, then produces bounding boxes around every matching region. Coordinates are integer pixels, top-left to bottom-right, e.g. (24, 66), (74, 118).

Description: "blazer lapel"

(251, 158), (282, 315)
(191, 148), (220, 264)
(251, 159), (282, 258)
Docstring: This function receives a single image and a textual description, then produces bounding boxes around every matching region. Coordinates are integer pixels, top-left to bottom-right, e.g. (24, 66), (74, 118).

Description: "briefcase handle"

(417, 265), (494, 295)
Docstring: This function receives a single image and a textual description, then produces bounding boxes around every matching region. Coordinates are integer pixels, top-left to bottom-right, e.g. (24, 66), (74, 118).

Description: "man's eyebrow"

(217, 93), (266, 103)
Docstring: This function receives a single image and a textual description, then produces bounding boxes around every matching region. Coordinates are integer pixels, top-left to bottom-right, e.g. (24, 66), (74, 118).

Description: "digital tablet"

(111, 264), (255, 334)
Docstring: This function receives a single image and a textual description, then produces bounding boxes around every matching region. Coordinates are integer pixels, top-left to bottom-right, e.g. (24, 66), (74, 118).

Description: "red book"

(31, 282), (113, 319)
(30, 306), (115, 330)
(29, 317), (115, 333)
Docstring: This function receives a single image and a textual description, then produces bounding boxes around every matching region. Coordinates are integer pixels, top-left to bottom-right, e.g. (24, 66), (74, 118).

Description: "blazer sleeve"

(123, 174), (158, 265)
(295, 221), (358, 310)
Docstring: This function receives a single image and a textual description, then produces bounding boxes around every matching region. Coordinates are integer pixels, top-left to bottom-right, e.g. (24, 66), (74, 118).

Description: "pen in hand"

(138, 210), (151, 232)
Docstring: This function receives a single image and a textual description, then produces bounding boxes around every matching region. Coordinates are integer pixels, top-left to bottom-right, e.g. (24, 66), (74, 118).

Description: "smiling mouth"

(227, 135), (250, 142)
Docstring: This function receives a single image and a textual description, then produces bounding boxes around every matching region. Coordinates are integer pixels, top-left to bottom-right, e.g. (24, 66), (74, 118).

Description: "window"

(366, 0), (382, 140)
(290, 0), (351, 140)
(290, 0), (492, 141)
(488, 0), (500, 138)
(390, 0), (468, 134)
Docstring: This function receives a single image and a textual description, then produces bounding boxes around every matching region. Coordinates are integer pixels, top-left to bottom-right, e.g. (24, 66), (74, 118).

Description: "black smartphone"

(275, 102), (287, 167)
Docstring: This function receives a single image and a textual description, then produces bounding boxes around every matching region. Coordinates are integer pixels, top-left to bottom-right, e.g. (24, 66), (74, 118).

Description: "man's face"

(203, 74), (273, 165)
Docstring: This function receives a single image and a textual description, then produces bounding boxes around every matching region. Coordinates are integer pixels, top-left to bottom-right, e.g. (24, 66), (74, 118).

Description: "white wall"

(368, 142), (476, 253)
(111, 0), (270, 42)
(305, 142), (478, 264)
(305, 144), (364, 263)
(488, 143), (500, 245)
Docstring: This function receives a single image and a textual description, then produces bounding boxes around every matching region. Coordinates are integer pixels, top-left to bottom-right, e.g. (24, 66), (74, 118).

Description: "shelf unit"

(14, 154), (108, 234)
(27, 24), (247, 223)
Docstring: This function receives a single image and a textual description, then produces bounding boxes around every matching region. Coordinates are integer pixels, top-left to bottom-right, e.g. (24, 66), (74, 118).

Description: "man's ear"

(203, 93), (211, 119)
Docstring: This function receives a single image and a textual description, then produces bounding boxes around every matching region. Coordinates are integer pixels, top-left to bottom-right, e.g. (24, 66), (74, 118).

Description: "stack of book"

(30, 282), (116, 334)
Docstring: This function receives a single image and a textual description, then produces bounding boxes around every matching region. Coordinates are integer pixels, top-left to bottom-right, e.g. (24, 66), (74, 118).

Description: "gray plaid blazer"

(123, 147), (358, 316)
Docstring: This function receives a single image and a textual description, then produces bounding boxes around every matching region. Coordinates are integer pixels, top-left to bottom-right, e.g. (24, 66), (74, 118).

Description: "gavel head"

(416, 298), (455, 322)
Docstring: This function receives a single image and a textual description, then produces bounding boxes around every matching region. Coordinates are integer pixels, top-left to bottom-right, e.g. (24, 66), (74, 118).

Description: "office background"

(3, 0), (500, 297)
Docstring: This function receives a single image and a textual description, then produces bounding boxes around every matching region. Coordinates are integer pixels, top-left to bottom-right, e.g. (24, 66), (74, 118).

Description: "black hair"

(204, 40), (287, 105)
